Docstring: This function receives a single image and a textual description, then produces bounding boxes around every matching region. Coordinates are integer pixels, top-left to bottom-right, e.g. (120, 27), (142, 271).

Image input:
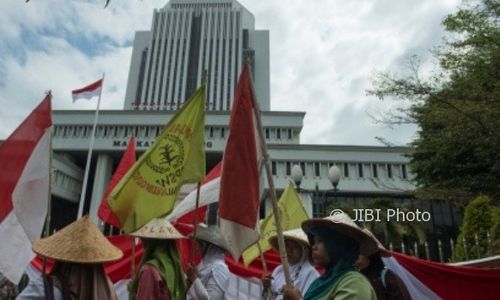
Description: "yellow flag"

(242, 182), (309, 266)
(108, 86), (206, 233)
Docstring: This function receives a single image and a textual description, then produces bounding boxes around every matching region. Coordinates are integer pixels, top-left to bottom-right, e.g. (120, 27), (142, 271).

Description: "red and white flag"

(72, 78), (103, 102)
(0, 95), (52, 283)
(98, 136), (136, 228)
(219, 64), (261, 261)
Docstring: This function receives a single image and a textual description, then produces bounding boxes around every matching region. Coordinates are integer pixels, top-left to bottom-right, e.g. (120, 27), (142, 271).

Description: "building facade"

(39, 0), (459, 260)
(124, 0), (270, 111)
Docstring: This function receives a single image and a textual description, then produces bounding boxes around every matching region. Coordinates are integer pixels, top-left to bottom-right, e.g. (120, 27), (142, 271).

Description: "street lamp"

(291, 164), (303, 191)
(328, 165), (341, 191)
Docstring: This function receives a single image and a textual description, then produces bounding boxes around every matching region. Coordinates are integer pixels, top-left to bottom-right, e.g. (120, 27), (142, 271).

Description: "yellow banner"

(108, 86), (206, 233)
(242, 182), (309, 266)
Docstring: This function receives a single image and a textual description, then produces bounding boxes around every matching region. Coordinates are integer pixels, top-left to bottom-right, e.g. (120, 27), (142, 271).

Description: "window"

(401, 164), (407, 179)
(221, 128), (225, 138)
(209, 127), (214, 138)
(265, 128), (269, 139)
(314, 162), (320, 177)
(145, 127), (150, 137)
(276, 128), (281, 140)
(343, 163), (349, 177)
(287, 128), (292, 140)
(286, 162), (291, 175)
(358, 163), (364, 178)
(372, 164), (378, 178)
(300, 162), (306, 176)
(271, 161), (277, 175)
(387, 164), (393, 178)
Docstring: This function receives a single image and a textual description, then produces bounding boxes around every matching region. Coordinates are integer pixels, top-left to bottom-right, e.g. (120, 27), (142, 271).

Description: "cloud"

(0, 0), (461, 146)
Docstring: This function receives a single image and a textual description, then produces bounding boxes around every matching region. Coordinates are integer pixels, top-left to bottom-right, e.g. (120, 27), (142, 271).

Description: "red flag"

(219, 64), (261, 261)
(72, 78), (103, 102)
(174, 162), (222, 271)
(0, 95), (52, 282)
(98, 136), (136, 228)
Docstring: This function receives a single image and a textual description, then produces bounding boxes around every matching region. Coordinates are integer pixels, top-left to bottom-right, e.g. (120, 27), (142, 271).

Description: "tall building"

(7, 0), (458, 261)
(124, 0), (270, 111)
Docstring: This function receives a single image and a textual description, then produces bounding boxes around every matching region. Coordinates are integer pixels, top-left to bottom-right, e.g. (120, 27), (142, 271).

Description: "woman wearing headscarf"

(186, 225), (230, 300)
(356, 229), (411, 300)
(128, 218), (187, 300)
(262, 228), (319, 300)
(17, 216), (123, 300)
(283, 212), (378, 300)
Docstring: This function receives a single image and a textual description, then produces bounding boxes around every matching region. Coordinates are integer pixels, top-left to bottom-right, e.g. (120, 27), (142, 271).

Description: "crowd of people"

(7, 212), (411, 300)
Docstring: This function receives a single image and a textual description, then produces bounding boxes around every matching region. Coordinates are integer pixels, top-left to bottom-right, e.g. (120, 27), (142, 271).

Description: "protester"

(261, 228), (319, 300)
(356, 229), (411, 300)
(17, 216), (123, 300)
(128, 218), (187, 300)
(282, 212), (378, 299)
(186, 225), (230, 300)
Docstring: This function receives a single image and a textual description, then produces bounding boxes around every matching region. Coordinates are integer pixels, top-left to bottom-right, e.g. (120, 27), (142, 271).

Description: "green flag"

(108, 86), (206, 233)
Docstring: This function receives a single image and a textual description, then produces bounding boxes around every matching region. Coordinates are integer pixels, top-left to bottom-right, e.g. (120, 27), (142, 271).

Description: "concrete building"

(29, 0), (458, 259)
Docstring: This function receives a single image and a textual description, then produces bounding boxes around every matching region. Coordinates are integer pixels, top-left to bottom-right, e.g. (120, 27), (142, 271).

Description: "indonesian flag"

(72, 78), (103, 102)
(0, 95), (52, 283)
(98, 136), (136, 228)
(219, 64), (261, 261)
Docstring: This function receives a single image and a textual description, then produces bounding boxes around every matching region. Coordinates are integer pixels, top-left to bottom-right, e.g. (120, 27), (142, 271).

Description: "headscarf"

(51, 262), (118, 300)
(197, 242), (230, 289)
(271, 240), (318, 300)
(303, 227), (360, 300)
(129, 239), (186, 300)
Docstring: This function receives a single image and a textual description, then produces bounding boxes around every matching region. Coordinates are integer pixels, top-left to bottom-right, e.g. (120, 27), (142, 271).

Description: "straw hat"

(361, 228), (390, 257)
(302, 212), (378, 255)
(130, 218), (186, 239)
(192, 225), (230, 253)
(268, 228), (310, 252)
(33, 216), (123, 263)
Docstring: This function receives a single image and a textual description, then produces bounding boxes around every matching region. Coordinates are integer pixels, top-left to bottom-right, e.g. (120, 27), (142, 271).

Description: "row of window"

(53, 125), (295, 141)
(270, 161), (408, 180)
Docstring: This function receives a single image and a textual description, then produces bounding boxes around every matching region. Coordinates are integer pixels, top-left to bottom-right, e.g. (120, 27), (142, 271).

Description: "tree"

(367, 0), (500, 202)
(453, 195), (497, 261)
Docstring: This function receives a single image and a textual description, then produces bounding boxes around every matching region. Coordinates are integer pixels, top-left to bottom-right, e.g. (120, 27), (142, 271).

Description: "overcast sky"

(0, 0), (462, 145)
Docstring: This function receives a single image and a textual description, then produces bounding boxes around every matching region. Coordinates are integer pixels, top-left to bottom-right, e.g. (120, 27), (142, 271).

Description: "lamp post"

(326, 165), (341, 213)
(291, 164), (303, 191)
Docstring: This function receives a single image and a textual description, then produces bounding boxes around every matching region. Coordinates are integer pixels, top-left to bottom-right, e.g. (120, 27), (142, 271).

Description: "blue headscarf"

(303, 227), (360, 300)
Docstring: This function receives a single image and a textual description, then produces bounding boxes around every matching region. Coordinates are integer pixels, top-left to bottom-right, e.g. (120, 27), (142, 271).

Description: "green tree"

(367, 0), (500, 202)
(454, 195), (496, 261)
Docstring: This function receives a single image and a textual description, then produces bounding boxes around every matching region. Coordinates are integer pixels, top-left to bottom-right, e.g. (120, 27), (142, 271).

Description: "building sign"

(112, 139), (213, 149)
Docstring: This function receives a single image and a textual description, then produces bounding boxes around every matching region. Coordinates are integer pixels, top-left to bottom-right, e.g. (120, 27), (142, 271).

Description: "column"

(89, 154), (113, 225)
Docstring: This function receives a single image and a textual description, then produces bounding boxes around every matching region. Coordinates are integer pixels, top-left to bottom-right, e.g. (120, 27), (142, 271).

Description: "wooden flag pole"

(246, 62), (293, 288)
(190, 182), (202, 265)
(42, 90), (53, 275)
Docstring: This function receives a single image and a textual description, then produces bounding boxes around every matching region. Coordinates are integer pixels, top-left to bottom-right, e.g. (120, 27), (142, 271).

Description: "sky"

(0, 0), (462, 145)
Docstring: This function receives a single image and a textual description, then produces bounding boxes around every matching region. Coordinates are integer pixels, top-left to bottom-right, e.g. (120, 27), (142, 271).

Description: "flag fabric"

(219, 64), (261, 261)
(0, 95), (52, 283)
(242, 182), (309, 266)
(107, 86), (206, 233)
(72, 78), (103, 102)
(165, 162), (222, 222)
(98, 136), (136, 228)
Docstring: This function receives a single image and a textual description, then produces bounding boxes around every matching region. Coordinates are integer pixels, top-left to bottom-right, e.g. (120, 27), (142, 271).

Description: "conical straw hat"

(302, 211), (378, 255)
(192, 224), (230, 253)
(33, 216), (123, 263)
(268, 228), (310, 252)
(130, 217), (185, 239)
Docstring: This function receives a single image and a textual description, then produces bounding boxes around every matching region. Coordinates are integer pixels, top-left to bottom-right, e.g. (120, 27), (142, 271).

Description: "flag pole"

(77, 73), (105, 218)
(245, 62), (293, 287)
(42, 91), (53, 275)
